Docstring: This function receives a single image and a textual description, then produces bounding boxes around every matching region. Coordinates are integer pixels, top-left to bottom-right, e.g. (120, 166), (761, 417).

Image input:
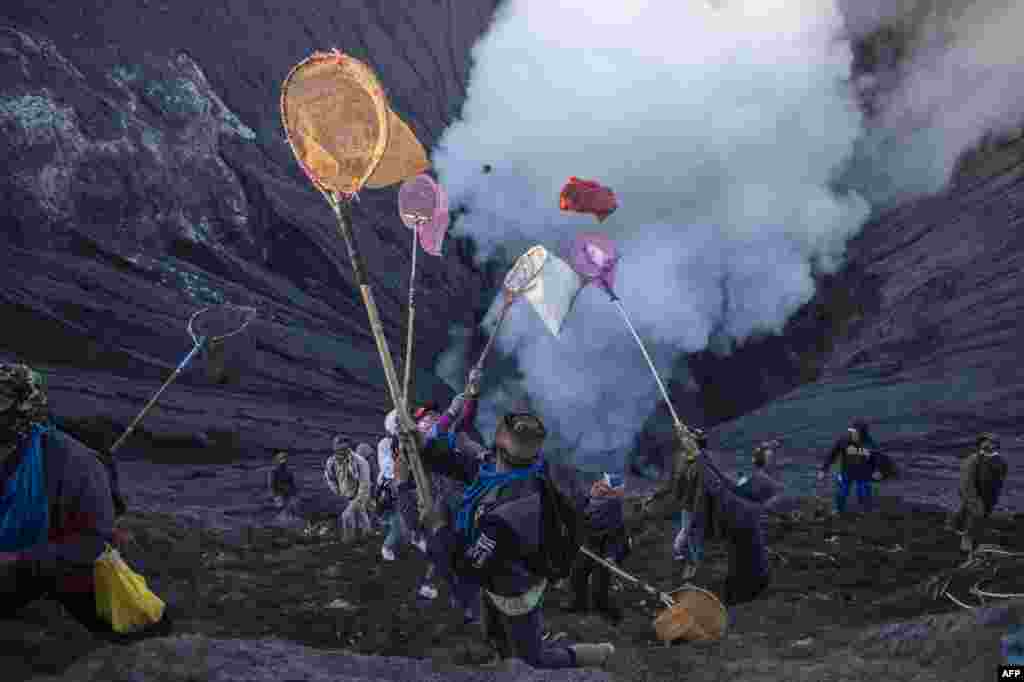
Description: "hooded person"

(565, 473), (630, 623)
(818, 420), (880, 514)
(267, 451), (298, 512)
(415, 410), (616, 669)
(952, 433), (1008, 557)
(0, 363), (171, 641)
(324, 436), (373, 543)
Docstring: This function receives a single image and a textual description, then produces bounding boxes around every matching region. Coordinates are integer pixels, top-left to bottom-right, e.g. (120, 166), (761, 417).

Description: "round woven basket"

(652, 585), (728, 643)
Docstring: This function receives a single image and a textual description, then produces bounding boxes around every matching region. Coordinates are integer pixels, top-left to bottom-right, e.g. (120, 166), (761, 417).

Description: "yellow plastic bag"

(94, 544), (165, 633)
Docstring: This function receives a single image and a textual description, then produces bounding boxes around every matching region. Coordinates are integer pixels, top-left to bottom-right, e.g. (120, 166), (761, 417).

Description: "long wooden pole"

(329, 194), (433, 516)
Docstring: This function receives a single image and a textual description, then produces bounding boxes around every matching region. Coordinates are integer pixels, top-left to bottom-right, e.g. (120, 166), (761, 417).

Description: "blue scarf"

(0, 424), (50, 552)
(455, 459), (544, 543)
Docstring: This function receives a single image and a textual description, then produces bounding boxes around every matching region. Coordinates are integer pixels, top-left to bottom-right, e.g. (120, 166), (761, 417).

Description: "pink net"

(398, 174), (448, 256)
(570, 232), (618, 291)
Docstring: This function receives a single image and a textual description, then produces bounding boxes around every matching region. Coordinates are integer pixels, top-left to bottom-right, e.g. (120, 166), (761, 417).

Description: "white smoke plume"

(841, 0), (1024, 202)
(431, 0), (871, 469)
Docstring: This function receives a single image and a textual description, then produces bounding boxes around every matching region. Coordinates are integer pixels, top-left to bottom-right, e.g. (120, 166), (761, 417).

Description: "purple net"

(570, 231), (618, 291)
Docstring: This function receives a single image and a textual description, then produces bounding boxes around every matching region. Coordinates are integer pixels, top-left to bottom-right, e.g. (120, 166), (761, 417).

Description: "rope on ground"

(943, 590), (977, 610)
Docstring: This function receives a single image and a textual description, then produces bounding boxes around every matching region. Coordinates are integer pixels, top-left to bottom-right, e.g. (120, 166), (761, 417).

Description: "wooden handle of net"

(330, 195), (434, 515)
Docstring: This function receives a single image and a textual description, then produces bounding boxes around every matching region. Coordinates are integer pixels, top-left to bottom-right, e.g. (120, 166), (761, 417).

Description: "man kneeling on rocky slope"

(413, 411), (616, 669)
(0, 363), (171, 642)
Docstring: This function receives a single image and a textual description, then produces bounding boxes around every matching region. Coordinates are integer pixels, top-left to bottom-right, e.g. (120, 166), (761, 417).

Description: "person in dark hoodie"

(415, 411), (616, 669)
(953, 433), (1008, 558)
(817, 420), (880, 514)
(0, 363), (171, 641)
(565, 473), (630, 624)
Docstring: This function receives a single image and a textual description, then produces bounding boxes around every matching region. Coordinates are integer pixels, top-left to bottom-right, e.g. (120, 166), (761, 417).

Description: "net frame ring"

(187, 305), (258, 346)
(399, 174), (441, 230)
(279, 49), (391, 198)
(504, 245), (549, 296)
(653, 584), (728, 643)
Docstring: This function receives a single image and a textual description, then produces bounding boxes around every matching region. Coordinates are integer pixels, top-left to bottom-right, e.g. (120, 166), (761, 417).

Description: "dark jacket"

(3, 429), (115, 594)
(418, 433), (547, 599)
(822, 435), (877, 481)
(960, 451), (1008, 516)
(692, 453), (769, 580)
(584, 495), (628, 562)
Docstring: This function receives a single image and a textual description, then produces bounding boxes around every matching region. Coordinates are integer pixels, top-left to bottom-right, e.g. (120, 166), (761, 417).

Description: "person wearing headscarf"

(0, 362), (171, 641)
(324, 436), (373, 543)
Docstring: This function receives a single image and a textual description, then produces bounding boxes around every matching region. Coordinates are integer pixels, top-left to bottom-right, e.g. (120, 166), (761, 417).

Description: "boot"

(570, 642), (615, 668)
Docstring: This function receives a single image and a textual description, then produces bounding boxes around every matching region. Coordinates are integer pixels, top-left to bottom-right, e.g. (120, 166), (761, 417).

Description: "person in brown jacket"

(952, 433), (1007, 558)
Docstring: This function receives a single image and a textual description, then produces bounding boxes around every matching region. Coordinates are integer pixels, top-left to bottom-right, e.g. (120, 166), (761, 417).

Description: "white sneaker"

(381, 546), (396, 561)
(418, 584), (438, 600)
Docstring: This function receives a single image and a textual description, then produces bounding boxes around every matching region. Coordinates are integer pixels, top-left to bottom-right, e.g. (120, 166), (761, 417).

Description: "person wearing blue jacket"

(415, 411), (616, 669)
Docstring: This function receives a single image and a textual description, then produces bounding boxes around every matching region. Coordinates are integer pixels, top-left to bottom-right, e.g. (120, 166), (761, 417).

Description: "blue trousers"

(382, 510), (405, 550)
(834, 473), (873, 512)
(673, 510), (704, 563)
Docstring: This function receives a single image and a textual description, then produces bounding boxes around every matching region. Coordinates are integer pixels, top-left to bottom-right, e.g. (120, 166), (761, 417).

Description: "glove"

(817, 470), (825, 481)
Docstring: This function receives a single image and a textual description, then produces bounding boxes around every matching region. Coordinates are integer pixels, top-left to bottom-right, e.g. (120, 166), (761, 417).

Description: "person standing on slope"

(324, 436), (373, 543)
(565, 472), (630, 624)
(952, 433), (1007, 559)
(376, 410), (404, 562)
(267, 450), (298, 514)
(818, 420), (881, 514)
